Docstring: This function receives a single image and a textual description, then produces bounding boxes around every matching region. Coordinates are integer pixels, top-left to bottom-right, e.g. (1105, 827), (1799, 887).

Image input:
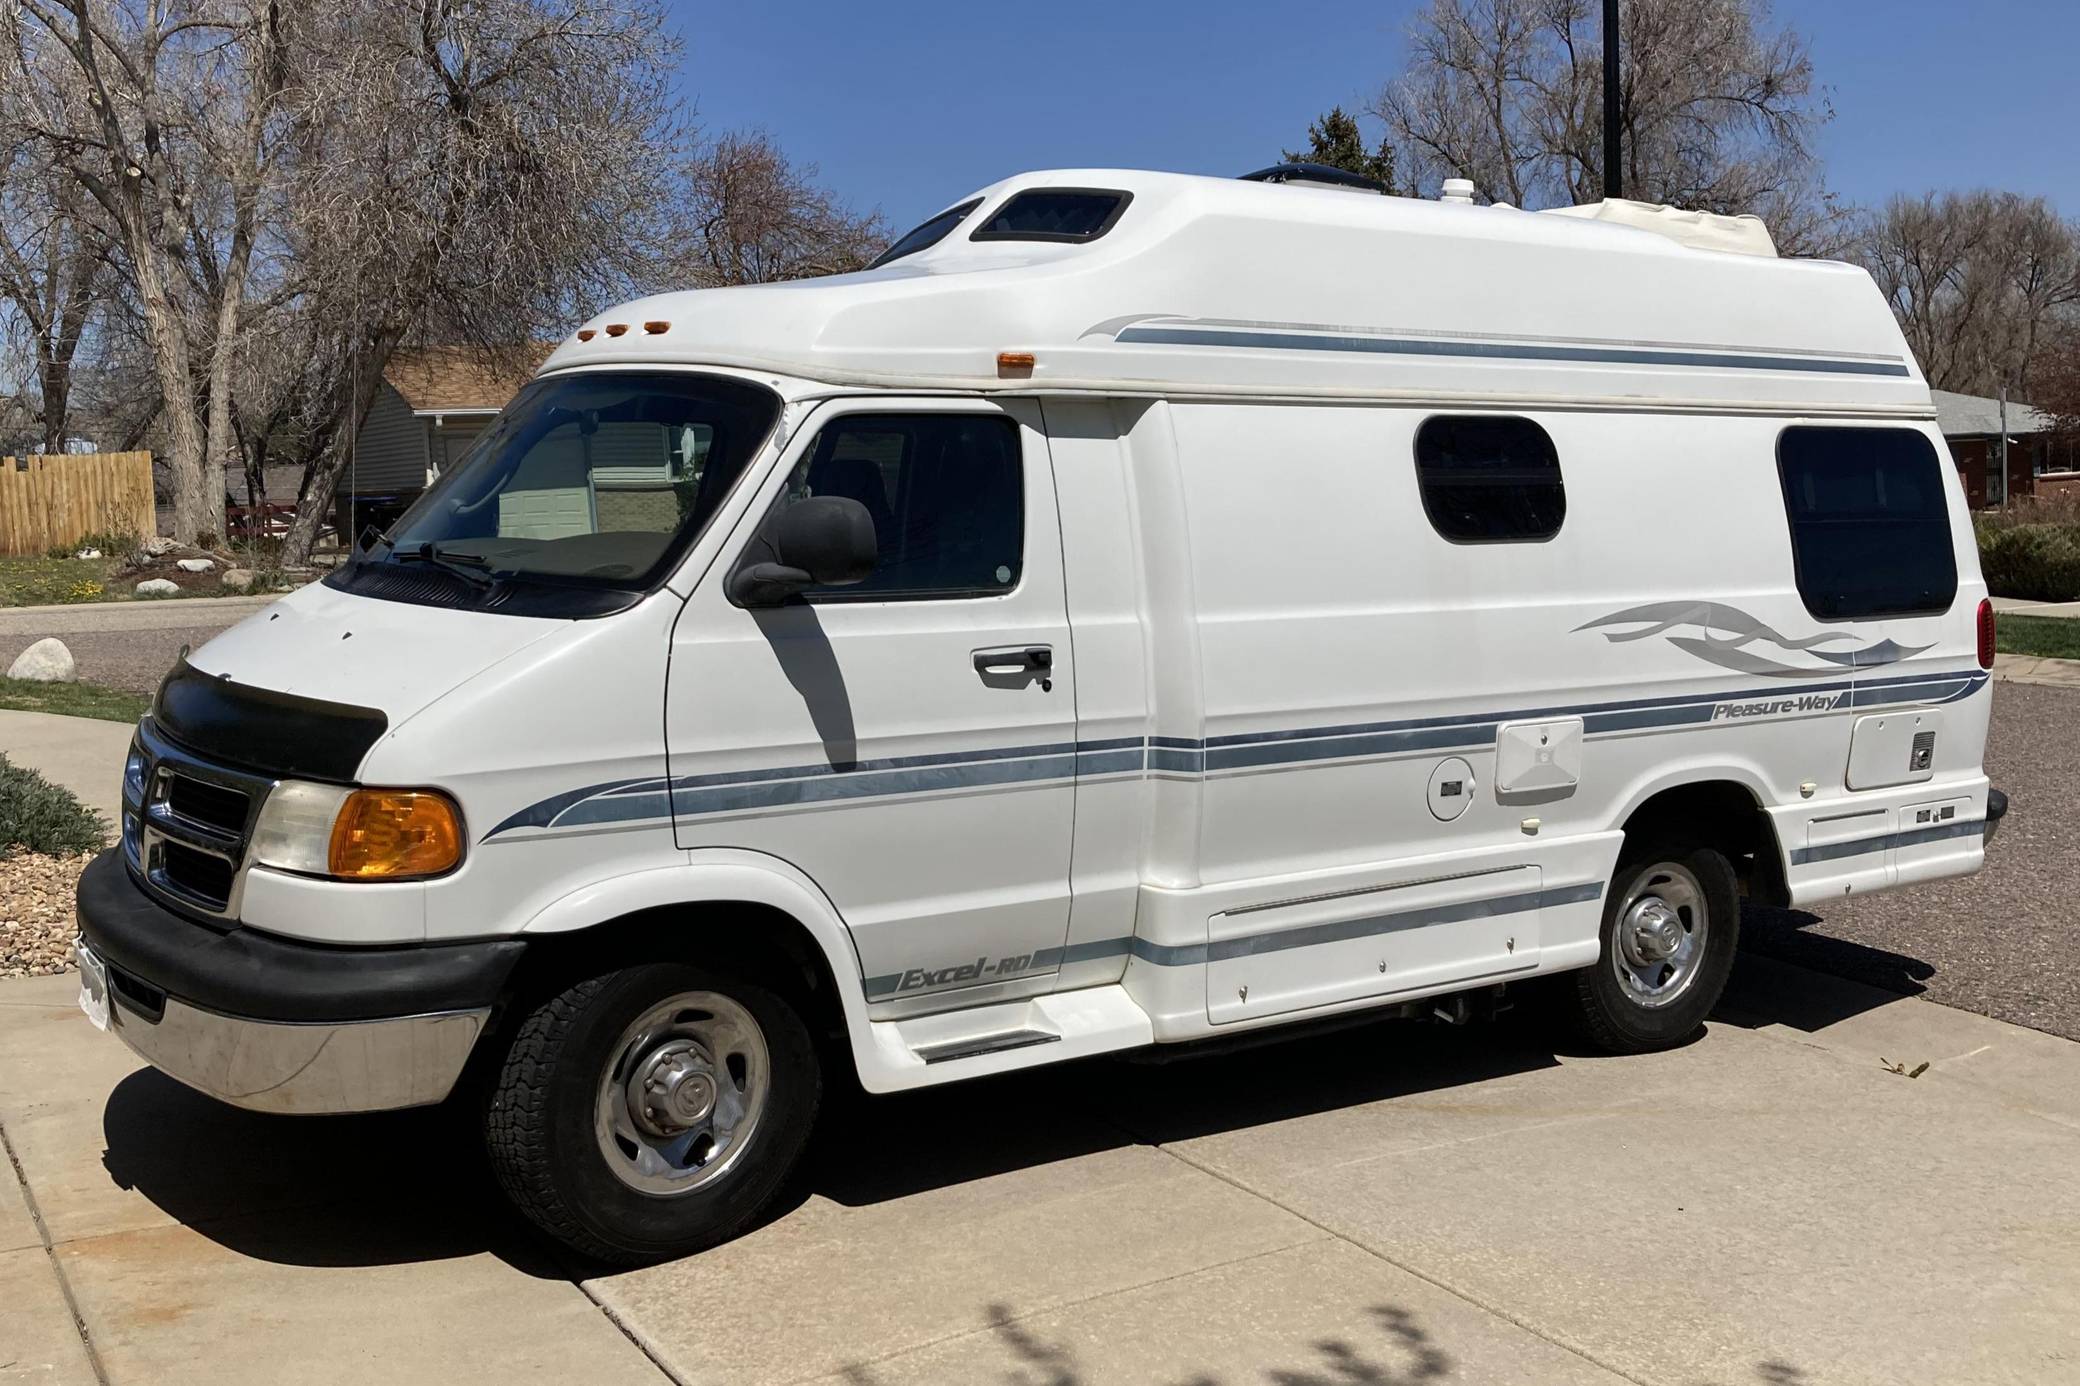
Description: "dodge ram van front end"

(74, 712), (521, 1114)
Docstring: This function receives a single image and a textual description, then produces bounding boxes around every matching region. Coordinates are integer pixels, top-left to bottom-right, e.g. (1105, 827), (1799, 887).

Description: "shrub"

(1976, 522), (2080, 602)
(0, 753), (105, 856)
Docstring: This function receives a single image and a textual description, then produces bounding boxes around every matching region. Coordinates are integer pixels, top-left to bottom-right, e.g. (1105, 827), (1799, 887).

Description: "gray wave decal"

(1577, 601), (1931, 679)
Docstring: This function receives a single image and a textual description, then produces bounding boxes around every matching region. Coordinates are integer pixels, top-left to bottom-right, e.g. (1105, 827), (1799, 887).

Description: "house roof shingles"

(382, 345), (553, 414)
(1932, 389), (2056, 438)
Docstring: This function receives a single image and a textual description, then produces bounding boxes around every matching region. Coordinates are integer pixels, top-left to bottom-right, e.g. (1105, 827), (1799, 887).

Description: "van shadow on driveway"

(93, 931), (1936, 1282)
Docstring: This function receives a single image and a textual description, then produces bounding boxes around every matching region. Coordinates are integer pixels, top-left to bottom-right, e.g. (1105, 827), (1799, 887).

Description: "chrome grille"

(124, 719), (275, 920)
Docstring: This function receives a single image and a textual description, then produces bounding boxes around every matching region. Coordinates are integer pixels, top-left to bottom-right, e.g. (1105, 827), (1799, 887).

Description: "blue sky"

(668, 1), (2080, 231)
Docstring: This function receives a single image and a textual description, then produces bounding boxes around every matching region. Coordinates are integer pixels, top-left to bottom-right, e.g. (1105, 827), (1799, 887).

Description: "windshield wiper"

(392, 541), (496, 590)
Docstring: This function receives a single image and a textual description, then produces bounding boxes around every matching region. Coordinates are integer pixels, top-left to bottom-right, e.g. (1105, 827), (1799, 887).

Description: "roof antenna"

(1603, 0), (1622, 199)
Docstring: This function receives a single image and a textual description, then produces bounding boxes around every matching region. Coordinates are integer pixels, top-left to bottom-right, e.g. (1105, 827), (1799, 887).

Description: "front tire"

(485, 962), (821, 1265)
(1565, 843), (1740, 1053)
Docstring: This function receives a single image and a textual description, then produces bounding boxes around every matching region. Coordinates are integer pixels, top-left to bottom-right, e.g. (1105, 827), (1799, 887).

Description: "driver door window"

(776, 413), (1024, 600)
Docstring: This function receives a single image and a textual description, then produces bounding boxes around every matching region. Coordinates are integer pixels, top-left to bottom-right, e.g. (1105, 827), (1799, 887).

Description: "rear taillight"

(1977, 597), (1996, 670)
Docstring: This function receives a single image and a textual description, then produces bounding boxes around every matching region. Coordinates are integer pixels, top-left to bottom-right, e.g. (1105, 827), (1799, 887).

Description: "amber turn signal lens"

(328, 790), (463, 880)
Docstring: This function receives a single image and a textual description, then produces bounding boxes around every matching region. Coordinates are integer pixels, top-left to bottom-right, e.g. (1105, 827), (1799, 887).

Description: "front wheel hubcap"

(595, 991), (769, 1195)
(1612, 862), (1708, 1010)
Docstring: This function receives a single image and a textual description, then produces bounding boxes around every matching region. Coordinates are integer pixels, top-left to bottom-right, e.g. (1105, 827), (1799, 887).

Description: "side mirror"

(729, 496), (877, 606)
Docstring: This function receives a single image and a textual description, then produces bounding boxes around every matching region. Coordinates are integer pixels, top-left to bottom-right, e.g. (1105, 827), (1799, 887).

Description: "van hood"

(181, 580), (567, 729)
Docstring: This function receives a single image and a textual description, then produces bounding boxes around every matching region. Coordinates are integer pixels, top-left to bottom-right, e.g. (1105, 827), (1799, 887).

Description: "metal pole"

(1603, 0), (1622, 200)
(1998, 382), (2009, 510)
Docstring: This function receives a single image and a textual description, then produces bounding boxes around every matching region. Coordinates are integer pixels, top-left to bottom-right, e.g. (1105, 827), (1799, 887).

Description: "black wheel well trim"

(479, 901), (857, 1079)
(1618, 779), (1788, 907)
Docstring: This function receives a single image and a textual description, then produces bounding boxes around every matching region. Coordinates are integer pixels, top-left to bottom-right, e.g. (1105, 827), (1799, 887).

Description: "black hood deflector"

(152, 657), (388, 783)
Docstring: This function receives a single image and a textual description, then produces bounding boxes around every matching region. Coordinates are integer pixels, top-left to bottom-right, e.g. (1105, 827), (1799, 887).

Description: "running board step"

(914, 1029), (1061, 1064)
(866, 984), (1155, 1091)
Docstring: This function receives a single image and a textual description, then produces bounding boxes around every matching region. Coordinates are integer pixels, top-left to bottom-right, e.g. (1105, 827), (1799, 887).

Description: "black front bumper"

(74, 849), (525, 1025)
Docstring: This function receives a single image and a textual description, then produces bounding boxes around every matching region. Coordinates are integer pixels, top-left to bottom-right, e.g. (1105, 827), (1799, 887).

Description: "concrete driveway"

(3, 955), (2075, 1386)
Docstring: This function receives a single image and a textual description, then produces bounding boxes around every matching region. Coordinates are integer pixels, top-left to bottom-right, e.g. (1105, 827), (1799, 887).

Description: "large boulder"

(221, 568), (257, 591)
(141, 536), (176, 557)
(6, 637), (76, 683)
(134, 578), (180, 597)
(175, 557), (214, 573)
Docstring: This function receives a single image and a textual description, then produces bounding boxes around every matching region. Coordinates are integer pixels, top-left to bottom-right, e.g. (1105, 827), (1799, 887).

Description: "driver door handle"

(972, 645), (1053, 687)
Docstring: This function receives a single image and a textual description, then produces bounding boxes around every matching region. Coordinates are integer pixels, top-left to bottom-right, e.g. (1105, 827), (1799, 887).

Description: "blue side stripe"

(1114, 325), (1914, 378)
(485, 669), (1988, 837)
(1790, 816), (1983, 865)
(860, 880), (1606, 999)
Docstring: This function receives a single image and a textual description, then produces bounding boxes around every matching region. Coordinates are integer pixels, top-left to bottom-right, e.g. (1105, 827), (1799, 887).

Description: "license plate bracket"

(76, 944), (111, 1032)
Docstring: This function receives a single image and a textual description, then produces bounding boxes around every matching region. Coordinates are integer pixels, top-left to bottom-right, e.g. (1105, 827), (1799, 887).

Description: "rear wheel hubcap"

(1612, 862), (1708, 1010)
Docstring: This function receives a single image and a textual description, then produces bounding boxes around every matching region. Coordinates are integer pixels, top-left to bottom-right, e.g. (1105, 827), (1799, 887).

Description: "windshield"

(366, 371), (779, 608)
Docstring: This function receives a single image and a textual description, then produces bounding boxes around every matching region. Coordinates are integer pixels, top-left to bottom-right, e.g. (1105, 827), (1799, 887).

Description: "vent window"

(971, 189), (1132, 244)
(1413, 416), (1566, 543)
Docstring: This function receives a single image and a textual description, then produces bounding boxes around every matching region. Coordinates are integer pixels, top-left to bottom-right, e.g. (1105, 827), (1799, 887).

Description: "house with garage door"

(334, 345), (552, 539)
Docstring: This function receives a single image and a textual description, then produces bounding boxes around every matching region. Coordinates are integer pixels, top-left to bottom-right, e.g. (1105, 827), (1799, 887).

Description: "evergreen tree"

(1283, 107), (1400, 193)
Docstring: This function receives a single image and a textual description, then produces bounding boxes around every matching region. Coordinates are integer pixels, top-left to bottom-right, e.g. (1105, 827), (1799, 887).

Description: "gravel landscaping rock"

(6, 636), (75, 682)
(0, 850), (88, 977)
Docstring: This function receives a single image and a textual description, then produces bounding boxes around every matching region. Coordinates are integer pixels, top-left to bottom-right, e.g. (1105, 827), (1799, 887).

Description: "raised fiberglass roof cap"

(546, 168), (1926, 417)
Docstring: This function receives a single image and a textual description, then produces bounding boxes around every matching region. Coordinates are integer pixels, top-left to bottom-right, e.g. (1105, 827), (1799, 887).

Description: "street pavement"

(1, 956), (2075, 1384)
(1991, 595), (2080, 619)
(0, 596), (275, 698)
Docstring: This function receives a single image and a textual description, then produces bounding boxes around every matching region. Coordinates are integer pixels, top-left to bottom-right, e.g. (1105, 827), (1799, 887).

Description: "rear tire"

(1565, 842), (1739, 1053)
(484, 962), (821, 1265)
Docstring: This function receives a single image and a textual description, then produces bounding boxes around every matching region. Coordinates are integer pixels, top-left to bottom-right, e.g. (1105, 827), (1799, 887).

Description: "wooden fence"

(0, 451), (155, 556)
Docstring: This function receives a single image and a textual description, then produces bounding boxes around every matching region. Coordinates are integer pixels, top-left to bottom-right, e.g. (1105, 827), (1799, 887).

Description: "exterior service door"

(665, 398), (1077, 1010)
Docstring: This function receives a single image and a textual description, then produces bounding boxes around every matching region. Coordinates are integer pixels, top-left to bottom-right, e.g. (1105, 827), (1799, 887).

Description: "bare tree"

(1852, 191), (2080, 396)
(3, 0), (293, 541)
(0, 139), (116, 452)
(1373, 0), (1839, 250)
(681, 130), (889, 288)
(272, 0), (687, 563)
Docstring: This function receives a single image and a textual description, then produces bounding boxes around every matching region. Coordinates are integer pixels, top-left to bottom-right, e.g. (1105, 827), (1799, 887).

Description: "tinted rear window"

(868, 198), (981, 269)
(1777, 427), (1957, 620)
(971, 189), (1131, 243)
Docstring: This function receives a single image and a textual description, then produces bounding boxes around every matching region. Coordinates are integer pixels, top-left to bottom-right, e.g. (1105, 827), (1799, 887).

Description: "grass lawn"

(0, 677), (149, 723)
(1995, 613), (2080, 661)
(0, 554), (118, 606)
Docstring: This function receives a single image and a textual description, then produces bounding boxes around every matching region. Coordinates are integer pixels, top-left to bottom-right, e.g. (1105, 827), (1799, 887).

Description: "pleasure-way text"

(76, 167), (2005, 1262)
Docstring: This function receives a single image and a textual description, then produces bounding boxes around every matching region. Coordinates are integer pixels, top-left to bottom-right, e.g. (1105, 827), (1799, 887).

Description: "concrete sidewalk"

(0, 710), (131, 832)
(2, 953), (2075, 1385)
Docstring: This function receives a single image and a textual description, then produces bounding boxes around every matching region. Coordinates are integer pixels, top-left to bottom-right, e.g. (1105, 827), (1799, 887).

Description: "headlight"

(250, 782), (464, 881)
(122, 745), (146, 804)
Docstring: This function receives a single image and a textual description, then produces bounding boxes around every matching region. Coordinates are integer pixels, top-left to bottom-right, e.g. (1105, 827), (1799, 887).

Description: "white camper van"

(76, 167), (2006, 1263)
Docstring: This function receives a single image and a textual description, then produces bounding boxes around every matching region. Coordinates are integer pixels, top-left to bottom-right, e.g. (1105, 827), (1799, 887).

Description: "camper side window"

(1413, 416), (1566, 543)
(1776, 427), (1958, 620)
(777, 413), (1025, 601)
